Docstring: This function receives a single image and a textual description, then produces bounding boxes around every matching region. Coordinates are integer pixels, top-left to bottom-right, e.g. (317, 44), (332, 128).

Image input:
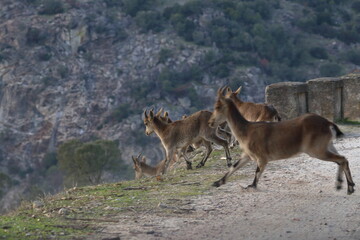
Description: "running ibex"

(144, 109), (232, 174)
(208, 87), (355, 195)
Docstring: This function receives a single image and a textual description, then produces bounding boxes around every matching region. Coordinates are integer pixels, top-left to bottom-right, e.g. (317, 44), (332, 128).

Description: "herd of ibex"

(133, 86), (355, 195)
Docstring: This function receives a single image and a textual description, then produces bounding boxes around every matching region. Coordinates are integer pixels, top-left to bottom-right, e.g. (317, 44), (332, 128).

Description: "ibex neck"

(231, 95), (244, 106)
(225, 99), (249, 133)
(153, 117), (169, 136)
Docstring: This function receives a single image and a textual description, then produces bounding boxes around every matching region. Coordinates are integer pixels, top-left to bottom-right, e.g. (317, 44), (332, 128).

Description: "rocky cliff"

(0, 1), (270, 212)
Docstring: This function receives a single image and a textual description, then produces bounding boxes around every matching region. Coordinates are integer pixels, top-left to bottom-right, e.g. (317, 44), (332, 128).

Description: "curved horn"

(144, 109), (148, 119)
(156, 108), (163, 117)
(235, 86), (242, 95)
(132, 155), (138, 165)
(217, 86), (227, 97)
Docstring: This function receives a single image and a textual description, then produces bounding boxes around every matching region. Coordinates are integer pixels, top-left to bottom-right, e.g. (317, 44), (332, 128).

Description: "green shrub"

(110, 103), (134, 122)
(57, 65), (69, 79)
(351, 1), (360, 13)
(319, 63), (343, 77)
(135, 11), (164, 33)
(346, 51), (360, 65)
(122, 0), (155, 17)
(37, 47), (52, 61)
(58, 139), (123, 186)
(38, 0), (64, 15)
(158, 48), (173, 64)
(309, 47), (328, 59)
(26, 27), (47, 46)
(103, 0), (122, 8)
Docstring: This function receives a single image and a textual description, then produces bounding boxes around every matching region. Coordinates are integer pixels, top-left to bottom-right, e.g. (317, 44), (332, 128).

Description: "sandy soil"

(101, 129), (360, 240)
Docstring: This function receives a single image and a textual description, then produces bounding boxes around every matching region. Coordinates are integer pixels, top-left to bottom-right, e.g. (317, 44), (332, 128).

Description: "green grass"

(0, 148), (246, 239)
(337, 118), (360, 125)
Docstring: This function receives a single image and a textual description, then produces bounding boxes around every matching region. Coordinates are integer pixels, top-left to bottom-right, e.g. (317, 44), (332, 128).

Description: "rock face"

(0, 1), (269, 213)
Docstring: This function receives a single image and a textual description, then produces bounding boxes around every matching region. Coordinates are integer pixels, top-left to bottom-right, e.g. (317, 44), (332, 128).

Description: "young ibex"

(225, 86), (281, 122)
(144, 109), (232, 174)
(208, 87), (355, 195)
(132, 154), (177, 179)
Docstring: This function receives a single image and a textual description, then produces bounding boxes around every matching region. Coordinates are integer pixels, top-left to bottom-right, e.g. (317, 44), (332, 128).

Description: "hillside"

(1, 124), (359, 239)
(1, 0), (360, 212)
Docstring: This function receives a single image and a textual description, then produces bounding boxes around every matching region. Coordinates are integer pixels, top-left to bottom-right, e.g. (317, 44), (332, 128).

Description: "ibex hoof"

(347, 187), (355, 195)
(245, 184), (256, 189)
(212, 181), (221, 187)
(227, 163), (232, 168)
(336, 185), (342, 190)
(196, 163), (204, 168)
(186, 165), (193, 170)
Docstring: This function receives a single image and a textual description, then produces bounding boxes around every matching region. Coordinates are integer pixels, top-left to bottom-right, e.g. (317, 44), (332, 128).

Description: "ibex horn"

(144, 109), (148, 119)
(235, 86), (242, 95)
(156, 108), (163, 117)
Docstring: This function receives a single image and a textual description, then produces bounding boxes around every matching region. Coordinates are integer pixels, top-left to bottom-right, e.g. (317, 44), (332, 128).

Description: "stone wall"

(265, 74), (360, 121)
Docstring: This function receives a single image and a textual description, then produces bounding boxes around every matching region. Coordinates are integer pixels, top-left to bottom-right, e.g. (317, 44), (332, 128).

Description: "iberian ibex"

(208, 87), (355, 195)
(144, 109), (232, 174)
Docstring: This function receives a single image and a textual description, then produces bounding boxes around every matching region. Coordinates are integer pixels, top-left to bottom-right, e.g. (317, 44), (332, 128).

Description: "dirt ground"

(101, 127), (360, 240)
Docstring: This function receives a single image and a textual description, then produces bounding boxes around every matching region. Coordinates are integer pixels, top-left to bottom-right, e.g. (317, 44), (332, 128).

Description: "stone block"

(307, 77), (343, 121)
(341, 74), (360, 122)
(265, 82), (308, 120)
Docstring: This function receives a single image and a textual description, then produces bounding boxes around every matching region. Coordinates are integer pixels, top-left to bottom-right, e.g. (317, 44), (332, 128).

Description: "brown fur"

(225, 86), (281, 122)
(209, 87), (355, 195)
(132, 154), (176, 179)
(144, 109), (232, 174)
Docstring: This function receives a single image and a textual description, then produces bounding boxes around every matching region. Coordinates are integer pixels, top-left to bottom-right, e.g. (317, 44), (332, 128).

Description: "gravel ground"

(101, 127), (360, 240)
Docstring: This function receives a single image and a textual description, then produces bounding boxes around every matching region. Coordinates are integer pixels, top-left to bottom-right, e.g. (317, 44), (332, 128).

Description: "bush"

(37, 47), (52, 61)
(110, 103), (134, 122)
(135, 11), (164, 33)
(319, 63), (343, 77)
(346, 51), (360, 65)
(158, 48), (173, 64)
(38, 0), (64, 15)
(58, 139), (123, 186)
(26, 28), (47, 46)
(309, 47), (328, 59)
(57, 65), (69, 79)
(352, 1), (360, 13)
(103, 0), (122, 8)
(122, 0), (155, 17)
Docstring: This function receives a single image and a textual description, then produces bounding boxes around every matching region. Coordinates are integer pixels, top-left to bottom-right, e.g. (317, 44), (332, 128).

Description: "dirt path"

(102, 131), (360, 240)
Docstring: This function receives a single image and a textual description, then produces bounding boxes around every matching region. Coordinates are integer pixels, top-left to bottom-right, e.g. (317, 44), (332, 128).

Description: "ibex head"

(209, 86), (228, 128)
(143, 109), (155, 136)
(225, 86), (242, 99)
(132, 153), (144, 180)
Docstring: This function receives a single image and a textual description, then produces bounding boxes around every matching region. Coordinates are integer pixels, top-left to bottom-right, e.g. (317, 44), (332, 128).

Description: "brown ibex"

(144, 109), (232, 174)
(225, 86), (281, 122)
(208, 87), (355, 195)
(132, 154), (177, 179)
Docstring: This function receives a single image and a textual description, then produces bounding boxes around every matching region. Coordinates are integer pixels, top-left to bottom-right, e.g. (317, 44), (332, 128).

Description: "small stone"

(32, 200), (44, 209)
(58, 208), (70, 215)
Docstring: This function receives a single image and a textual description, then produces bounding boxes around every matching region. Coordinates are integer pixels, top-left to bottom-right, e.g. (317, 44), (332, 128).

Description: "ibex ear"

(164, 111), (168, 117)
(226, 87), (232, 94)
(235, 86), (242, 95)
(149, 110), (154, 119)
(141, 156), (146, 163)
